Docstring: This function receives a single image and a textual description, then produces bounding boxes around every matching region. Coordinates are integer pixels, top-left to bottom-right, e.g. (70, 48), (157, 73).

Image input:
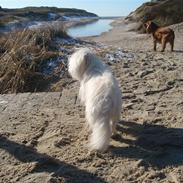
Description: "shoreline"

(64, 17), (99, 29)
(83, 17), (183, 52)
(67, 17), (120, 39)
(0, 17), (99, 33)
(82, 17), (150, 51)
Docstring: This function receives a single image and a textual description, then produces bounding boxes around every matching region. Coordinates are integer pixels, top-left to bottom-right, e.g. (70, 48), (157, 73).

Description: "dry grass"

(0, 24), (69, 94)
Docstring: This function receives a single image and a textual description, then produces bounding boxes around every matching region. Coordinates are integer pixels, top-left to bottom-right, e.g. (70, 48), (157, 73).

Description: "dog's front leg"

(161, 38), (167, 52)
(153, 39), (157, 51)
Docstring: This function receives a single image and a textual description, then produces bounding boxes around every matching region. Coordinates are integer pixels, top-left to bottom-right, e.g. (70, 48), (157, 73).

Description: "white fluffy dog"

(68, 48), (122, 152)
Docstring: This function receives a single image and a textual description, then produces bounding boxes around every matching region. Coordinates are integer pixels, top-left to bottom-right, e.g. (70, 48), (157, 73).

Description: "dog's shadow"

(174, 50), (183, 53)
(0, 135), (106, 183)
(111, 120), (183, 168)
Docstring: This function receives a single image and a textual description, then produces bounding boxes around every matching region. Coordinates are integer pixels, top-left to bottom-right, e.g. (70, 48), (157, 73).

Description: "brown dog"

(144, 21), (175, 52)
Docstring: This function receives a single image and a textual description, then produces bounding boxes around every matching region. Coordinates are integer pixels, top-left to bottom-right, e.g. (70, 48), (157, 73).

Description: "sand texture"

(0, 18), (183, 183)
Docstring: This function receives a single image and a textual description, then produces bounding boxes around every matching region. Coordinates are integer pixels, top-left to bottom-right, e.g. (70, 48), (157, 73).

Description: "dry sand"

(0, 18), (183, 183)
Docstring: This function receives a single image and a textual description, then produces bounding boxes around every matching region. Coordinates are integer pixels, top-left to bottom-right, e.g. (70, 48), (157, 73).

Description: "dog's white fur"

(68, 48), (122, 152)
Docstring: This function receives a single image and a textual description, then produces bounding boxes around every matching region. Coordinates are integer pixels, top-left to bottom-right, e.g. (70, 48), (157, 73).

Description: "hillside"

(0, 6), (98, 29)
(125, 0), (183, 32)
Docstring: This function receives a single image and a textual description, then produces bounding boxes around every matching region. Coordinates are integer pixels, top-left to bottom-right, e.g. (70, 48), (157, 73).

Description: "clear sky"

(0, 0), (150, 16)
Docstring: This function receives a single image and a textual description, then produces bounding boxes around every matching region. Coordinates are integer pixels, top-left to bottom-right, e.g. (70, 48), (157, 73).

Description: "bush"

(0, 24), (69, 93)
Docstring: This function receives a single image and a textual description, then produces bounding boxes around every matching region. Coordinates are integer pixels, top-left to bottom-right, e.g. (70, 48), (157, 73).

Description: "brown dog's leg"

(170, 40), (174, 52)
(161, 39), (166, 52)
(153, 40), (157, 51)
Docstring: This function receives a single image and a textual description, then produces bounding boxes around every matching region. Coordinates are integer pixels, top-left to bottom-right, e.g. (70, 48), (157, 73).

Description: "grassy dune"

(0, 24), (68, 94)
(0, 6), (99, 94)
(0, 6), (98, 27)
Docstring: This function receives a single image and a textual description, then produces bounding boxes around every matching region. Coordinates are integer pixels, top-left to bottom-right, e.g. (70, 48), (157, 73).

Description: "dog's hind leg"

(170, 40), (174, 52)
(89, 116), (111, 152)
(169, 31), (175, 52)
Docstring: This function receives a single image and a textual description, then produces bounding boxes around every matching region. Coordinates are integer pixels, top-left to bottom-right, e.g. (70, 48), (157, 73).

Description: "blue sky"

(0, 0), (149, 16)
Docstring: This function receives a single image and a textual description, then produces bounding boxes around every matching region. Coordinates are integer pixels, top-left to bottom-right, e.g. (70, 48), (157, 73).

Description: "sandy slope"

(0, 18), (183, 183)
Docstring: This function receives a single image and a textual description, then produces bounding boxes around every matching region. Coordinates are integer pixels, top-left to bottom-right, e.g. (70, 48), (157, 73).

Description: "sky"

(0, 0), (149, 16)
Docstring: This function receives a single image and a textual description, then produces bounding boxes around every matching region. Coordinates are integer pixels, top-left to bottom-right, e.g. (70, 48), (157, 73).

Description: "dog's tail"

(89, 119), (111, 152)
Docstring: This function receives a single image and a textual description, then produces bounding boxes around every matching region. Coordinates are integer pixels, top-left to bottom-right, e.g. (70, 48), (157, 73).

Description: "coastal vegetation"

(0, 6), (98, 94)
(0, 24), (68, 93)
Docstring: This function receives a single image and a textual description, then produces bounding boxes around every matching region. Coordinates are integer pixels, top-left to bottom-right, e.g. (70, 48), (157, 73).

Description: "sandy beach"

(0, 18), (183, 182)
(85, 17), (183, 51)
